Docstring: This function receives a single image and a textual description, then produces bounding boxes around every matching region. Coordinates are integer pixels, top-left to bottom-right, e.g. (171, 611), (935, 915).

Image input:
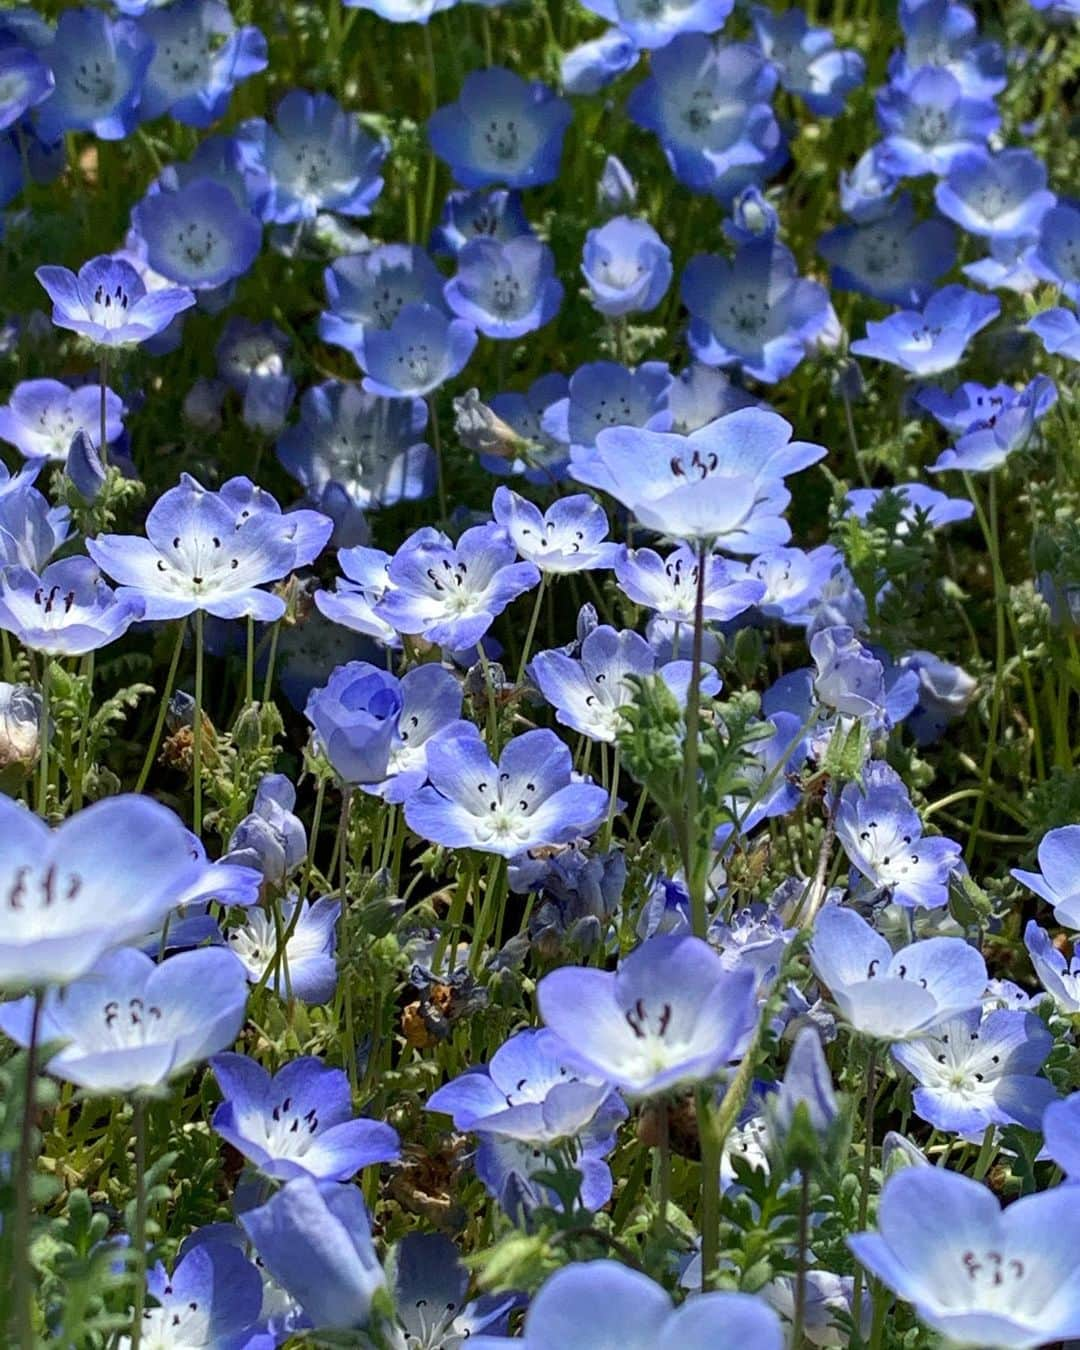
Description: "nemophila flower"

(761, 1271), (866, 1348)
(492, 487), (618, 574)
(240, 1178), (386, 1333)
(809, 905), (987, 1041)
(722, 186), (780, 247)
(876, 68), (999, 178)
(445, 236), (563, 340)
(358, 302), (478, 399)
(891, 0), (1006, 99)
(598, 153), (637, 213)
(315, 545), (400, 647)
(137, 0), (267, 127)
(1029, 307), (1080, 362)
(227, 896), (341, 1005)
(36, 8), (152, 141)
(343, 0), (456, 21)
(277, 382), (435, 511)
(480, 374), (570, 483)
(0, 470), (71, 572)
(848, 1168), (1080, 1349)
(839, 147), (899, 223)
(239, 91), (388, 223)
(615, 543), (765, 622)
(427, 67), (572, 189)
(667, 363), (760, 433)
(388, 1234), (519, 1348)
(923, 376), (1057, 472)
(900, 650), (977, 744)
(1013, 828), (1080, 928)
(131, 179), (262, 291)
(222, 774), (306, 887)
(626, 35), (783, 201)
(818, 195), (956, 305)
(0, 945), (247, 1094)
(513, 845), (626, 954)
(850, 284), (999, 376)
(581, 215), (672, 318)
(811, 626), (919, 730)
(1032, 203), (1080, 302)
(561, 30), (640, 96)
(122, 1240), (264, 1350)
(543, 360), (672, 460)
(1044, 1093), (1080, 1178)
(210, 1053), (399, 1182)
(531, 624), (654, 743)
(87, 473), (332, 622)
(579, 0), (732, 49)
(305, 660), (402, 785)
(717, 710), (807, 842)
(0, 556), (143, 657)
(537, 934), (756, 1097)
(470, 1261), (783, 1350)
(682, 238), (831, 383)
(215, 317), (294, 434)
(1024, 920), (1080, 1013)
(35, 254), (195, 348)
(405, 727), (608, 857)
(845, 483), (974, 532)
(362, 663), (477, 804)
(573, 407), (824, 546)
(0, 45), (52, 130)
(892, 1006), (1056, 1136)
(0, 378), (124, 463)
(769, 1025), (839, 1149)
(963, 231), (1042, 294)
(430, 187), (532, 256)
(745, 545), (841, 626)
(934, 147), (1055, 240)
(375, 524), (539, 650)
(0, 680), (41, 780)
(749, 7), (864, 115)
(319, 244), (447, 363)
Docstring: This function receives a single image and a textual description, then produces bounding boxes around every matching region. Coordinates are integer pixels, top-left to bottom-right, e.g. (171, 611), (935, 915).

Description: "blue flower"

(818, 194), (956, 305)
(36, 8), (152, 141)
(745, 545), (843, 626)
(445, 236), (563, 339)
(1032, 202), (1080, 302)
(890, 0), (1006, 99)
(810, 625), (919, 731)
(430, 187), (532, 256)
(470, 1261), (784, 1350)
(0, 377), (124, 463)
(359, 302), (477, 399)
(137, 0), (267, 127)
(277, 381), (435, 510)
(571, 407), (824, 546)
(364, 663), (478, 804)
(921, 376), (1057, 472)
(131, 178), (263, 291)
(375, 523), (538, 650)
(1024, 919), (1080, 1014)
(543, 360), (672, 459)
(845, 483), (974, 531)
(239, 90), (388, 222)
(88, 473), (332, 621)
(581, 215), (672, 318)
(849, 1168), (1080, 1349)
(667, 362), (761, 433)
(483, 373), (570, 482)
(876, 68), (999, 178)
(343, 0), (457, 22)
(305, 660), (403, 785)
(134, 1240), (264, 1349)
(892, 1006), (1055, 1136)
(1012, 826), (1080, 928)
(0, 945), (247, 1094)
(769, 1025), (838, 1144)
(537, 934), (757, 1097)
(0, 556), (143, 657)
(320, 244), (448, 363)
(580, 0), (732, 49)
(716, 710), (807, 842)
(226, 896), (341, 1005)
(405, 727), (608, 857)
(561, 30), (640, 96)
(35, 254), (195, 347)
(809, 905), (987, 1041)
(239, 1178), (386, 1332)
(900, 650), (978, 744)
(0, 44), (52, 130)
(1029, 306), (1080, 361)
(963, 231), (1042, 294)
(222, 774), (307, 886)
(531, 624), (656, 743)
(389, 1234), (519, 1347)
(428, 67), (571, 189)
(210, 1052), (399, 1182)
(627, 35), (784, 201)
(615, 542), (765, 622)
(850, 284), (999, 375)
(598, 153), (637, 213)
(934, 147), (1055, 239)
(749, 7), (865, 115)
(682, 238), (831, 382)
(1043, 1092), (1080, 1179)
(493, 486), (618, 574)
(0, 468), (71, 574)
(314, 544), (401, 647)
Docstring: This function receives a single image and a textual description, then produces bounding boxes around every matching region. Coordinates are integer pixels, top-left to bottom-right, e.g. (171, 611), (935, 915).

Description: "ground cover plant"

(1, 0), (1080, 1345)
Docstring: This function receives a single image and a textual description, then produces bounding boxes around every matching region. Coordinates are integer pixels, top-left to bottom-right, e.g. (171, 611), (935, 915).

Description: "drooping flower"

(1024, 920), (1080, 1014)
(35, 255), (195, 348)
(899, 650), (978, 744)
(562, 30), (641, 97)
(222, 774), (307, 887)
(581, 215), (672, 318)
(305, 660), (403, 785)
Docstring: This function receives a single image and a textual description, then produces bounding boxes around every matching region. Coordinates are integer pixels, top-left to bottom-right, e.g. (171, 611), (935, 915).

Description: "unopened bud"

(452, 389), (526, 458)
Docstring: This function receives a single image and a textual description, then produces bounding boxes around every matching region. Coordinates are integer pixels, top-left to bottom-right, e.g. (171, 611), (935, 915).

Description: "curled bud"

(452, 388), (526, 459)
(0, 682), (42, 785)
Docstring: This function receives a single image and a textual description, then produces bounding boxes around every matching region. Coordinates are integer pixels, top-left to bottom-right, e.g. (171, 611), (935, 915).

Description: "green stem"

(683, 540), (709, 937)
(192, 609), (204, 837)
(135, 619), (186, 794)
(12, 992), (43, 1350)
(697, 1088), (720, 1291)
(477, 647), (499, 754)
(650, 1102), (671, 1236)
(469, 855), (506, 974)
(129, 1099), (148, 1350)
(515, 573), (547, 686)
(791, 1169), (812, 1348)
(245, 615), (255, 707)
(99, 349), (109, 468)
(850, 1044), (879, 1343)
(428, 395), (447, 521)
(36, 659), (50, 817)
(261, 620), (281, 705)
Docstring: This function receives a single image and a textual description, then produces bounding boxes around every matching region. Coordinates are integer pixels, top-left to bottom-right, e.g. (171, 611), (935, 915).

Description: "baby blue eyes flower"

(445, 236), (564, 339)
(0, 378), (124, 463)
(35, 254), (195, 348)
(922, 376), (1057, 473)
(850, 284), (1000, 376)
(276, 381), (435, 511)
(581, 215), (672, 318)
(809, 905), (987, 1041)
(305, 660), (403, 785)
(36, 8), (153, 142)
(749, 6), (865, 116)
(682, 238), (831, 383)
(227, 896), (341, 1005)
(0, 45), (52, 130)
(537, 934), (757, 1097)
(222, 773), (307, 885)
(598, 153), (637, 213)
(0, 556), (144, 657)
(87, 473), (332, 622)
(131, 178), (263, 291)
(1033, 202), (1080, 301)
(531, 625), (655, 744)
(390, 1234), (519, 1347)
(427, 67), (572, 189)
(137, 0), (268, 128)
(1044, 1092), (1080, 1178)
(1012, 826), (1080, 928)
(818, 193), (956, 305)
(492, 487), (618, 574)
(430, 187), (532, 257)
(1024, 920), (1080, 1014)
(405, 727), (609, 857)
(745, 544), (842, 627)
(543, 360), (672, 459)
(375, 523), (539, 651)
(0, 945), (248, 1095)
(615, 543), (766, 622)
(849, 1168), (1080, 1349)
(1029, 307), (1080, 362)
(240, 90), (389, 223)
(845, 482), (974, 531)
(359, 302), (478, 399)
(810, 625), (918, 730)
(579, 0), (733, 49)
(210, 1052), (399, 1182)
(900, 649), (977, 744)
(365, 662), (477, 804)
(934, 147), (1056, 239)
(129, 1240), (264, 1350)
(892, 0), (1006, 100)
(875, 67), (1000, 178)
(314, 544), (400, 647)
(561, 30), (640, 97)
(320, 244), (448, 363)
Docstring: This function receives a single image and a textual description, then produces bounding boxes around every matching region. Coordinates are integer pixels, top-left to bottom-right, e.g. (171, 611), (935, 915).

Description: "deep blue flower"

(405, 727), (609, 857)
(36, 8), (152, 141)
(430, 187), (533, 256)
(543, 360), (672, 459)
(427, 67), (572, 189)
(1029, 307), (1080, 361)
(445, 236), (563, 339)
(493, 486), (618, 574)
(363, 662), (478, 804)
(682, 237), (832, 382)
(137, 0), (267, 127)
(359, 302), (477, 398)
(132, 1239), (264, 1349)
(131, 178), (263, 291)
(0, 44), (52, 130)
(483, 373), (571, 483)
(579, 0), (732, 49)
(581, 215), (672, 318)
(615, 542), (766, 622)
(226, 896), (341, 1005)
(0, 378), (124, 463)
(839, 146), (900, 222)
(305, 660), (403, 785)
(900, 650), (978, 744)
(320, 244), (447, 363)
(722, 185), (780, 245)
(0, 556), (143, 657)
(562, 29), (639, 95)
(890, 0), (1006, 99)
(36, 254), (195, 347)
(1032, 202), (1080, 303)
(934, 147), (1055, 239)
(389, 1234), (519, 1347)
(850, 284), (999, 375)
(963, 231), (1042, 294)
(818, 194), (956, 305)
(924, 376), (1057, 472)
(1012, 825), (1080, 928)
(749, 7), (864, 115)
(876, 68), (999, 178)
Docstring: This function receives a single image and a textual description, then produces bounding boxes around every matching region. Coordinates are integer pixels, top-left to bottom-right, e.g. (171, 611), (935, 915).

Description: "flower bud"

(0, 682), (42, 785)
(452, 388), (526, 459)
